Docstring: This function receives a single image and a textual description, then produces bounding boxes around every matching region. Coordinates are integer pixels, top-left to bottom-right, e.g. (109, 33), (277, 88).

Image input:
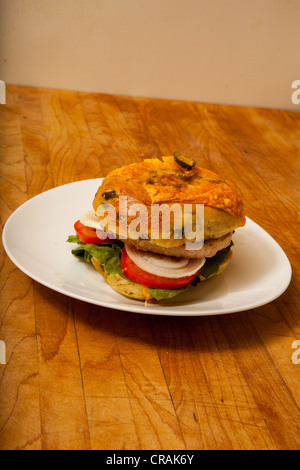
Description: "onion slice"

(80, 210), (103, 230)
(125, 244), (205, 279)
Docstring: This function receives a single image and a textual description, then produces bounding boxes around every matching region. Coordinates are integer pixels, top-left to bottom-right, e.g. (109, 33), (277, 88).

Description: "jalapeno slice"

(174, 152), (196, 171)
(102, 190), (118, 200)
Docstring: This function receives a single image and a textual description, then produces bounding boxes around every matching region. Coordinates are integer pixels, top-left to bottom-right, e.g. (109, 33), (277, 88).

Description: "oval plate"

(2, 179), (292, 316)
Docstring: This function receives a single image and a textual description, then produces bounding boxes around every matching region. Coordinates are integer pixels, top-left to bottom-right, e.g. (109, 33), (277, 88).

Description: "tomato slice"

(120, 245), (198, 289)
(74, 220), (113, 244)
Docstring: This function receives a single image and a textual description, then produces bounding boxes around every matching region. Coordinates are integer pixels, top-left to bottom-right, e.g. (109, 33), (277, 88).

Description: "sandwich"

(67, 153), (245, 302)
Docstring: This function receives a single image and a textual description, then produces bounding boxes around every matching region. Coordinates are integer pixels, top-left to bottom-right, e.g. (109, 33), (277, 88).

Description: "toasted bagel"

(93, 155), (245, 246)
(91, 256), (150, 301)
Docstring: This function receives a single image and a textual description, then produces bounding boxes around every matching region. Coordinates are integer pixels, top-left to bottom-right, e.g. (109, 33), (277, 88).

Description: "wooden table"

(1, 85), (300, 451)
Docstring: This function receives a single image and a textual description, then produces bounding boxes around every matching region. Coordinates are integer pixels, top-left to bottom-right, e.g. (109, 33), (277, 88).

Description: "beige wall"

(0, 0), (299, 110)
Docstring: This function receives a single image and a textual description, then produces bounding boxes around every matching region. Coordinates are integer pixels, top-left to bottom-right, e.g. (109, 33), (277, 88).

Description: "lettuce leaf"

(148, 286), (188, 301)
(199, 242), (233, 280)
(66, 236), (124, 276)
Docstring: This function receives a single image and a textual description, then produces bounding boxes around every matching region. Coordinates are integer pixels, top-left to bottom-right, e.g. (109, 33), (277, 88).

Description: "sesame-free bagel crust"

(93, 156), (245, 245)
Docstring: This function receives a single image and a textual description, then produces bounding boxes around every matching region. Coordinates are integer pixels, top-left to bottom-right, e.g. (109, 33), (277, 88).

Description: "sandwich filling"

(67, 232), (233, 301)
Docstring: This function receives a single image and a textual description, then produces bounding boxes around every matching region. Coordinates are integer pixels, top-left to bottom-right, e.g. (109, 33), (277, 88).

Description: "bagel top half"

(92, 154), (245, 247)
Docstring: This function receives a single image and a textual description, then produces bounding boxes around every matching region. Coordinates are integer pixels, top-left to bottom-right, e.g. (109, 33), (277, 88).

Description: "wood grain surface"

(1, 85), (300, 450)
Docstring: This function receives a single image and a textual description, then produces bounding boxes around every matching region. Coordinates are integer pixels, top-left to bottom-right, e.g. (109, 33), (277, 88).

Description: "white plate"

(2, 179), (292, 316)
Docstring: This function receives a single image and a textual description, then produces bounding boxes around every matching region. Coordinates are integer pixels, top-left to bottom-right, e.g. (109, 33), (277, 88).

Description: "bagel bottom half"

(91, 256), (150, 301)
(91, 249), (233, 303)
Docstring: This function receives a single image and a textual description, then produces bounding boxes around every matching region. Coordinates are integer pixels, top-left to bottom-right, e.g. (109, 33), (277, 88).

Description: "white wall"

(0, 0), (299, 110)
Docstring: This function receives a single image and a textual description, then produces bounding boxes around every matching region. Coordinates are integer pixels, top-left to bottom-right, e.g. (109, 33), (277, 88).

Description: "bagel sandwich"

(67, 153), (245, 303)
